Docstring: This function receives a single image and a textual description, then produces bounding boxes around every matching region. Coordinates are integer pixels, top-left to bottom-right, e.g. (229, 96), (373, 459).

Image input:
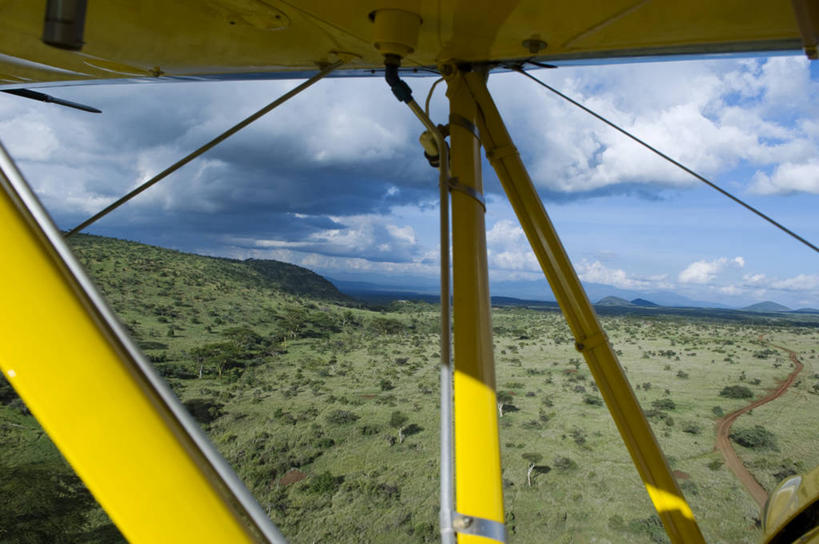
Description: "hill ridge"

(741, 301), (791, 313)
(67, 233), (350, 303)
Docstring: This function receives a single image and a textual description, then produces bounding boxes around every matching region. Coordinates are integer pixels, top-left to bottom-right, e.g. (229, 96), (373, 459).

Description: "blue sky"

(1, 54), (817, 308)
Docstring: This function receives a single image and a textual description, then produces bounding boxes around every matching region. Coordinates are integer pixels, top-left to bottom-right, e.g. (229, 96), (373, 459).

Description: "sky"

(1, 54), (818, 308)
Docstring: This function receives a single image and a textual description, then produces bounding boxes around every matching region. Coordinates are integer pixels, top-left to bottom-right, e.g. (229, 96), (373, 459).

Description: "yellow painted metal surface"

(763, 465), (819, 543)
(0, 164), (265, 542)
(447, 69), (505, 542)
(464, 70), (705, 544)
(0, 0), (804, 86)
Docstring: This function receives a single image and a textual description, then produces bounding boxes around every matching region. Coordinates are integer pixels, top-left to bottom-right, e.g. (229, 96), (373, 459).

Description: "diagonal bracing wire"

(66, 60), (344, 237)
(514, 66), (819, 254)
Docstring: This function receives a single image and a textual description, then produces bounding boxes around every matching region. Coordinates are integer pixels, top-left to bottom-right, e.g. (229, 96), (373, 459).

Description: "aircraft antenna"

(514, 66), (818, 254)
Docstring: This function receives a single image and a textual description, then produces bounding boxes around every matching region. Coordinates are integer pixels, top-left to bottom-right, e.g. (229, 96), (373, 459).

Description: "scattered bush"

(0, 375), (19, 405)
(570, 428), (586, 446)
(522, 453), (543, 464)
(712, 406), (724, 417)
(652, 398), (676, 411)
(719, 385), (753, 399)
(306, 471), (343, 495)
(402, 423), (423, 437)
(183, 398), (224, 425)
(389, 411), (408, 429)
(553, 456), (577, 471)
(379, 379), (395, 391)
(681, 480), (698, 496)
(682, 422), (701, 435)
(138, 340), (168, 350)
(412, 521), (437, 542)
(583, 394), (603, 406)
(773, 464), (799, 481)
(626, 515), (669, 544)
(730, 425), (778, 450)
(0, 461), (121, 543)
(359, 424), (381, 436)
(326, 409), (359, 425)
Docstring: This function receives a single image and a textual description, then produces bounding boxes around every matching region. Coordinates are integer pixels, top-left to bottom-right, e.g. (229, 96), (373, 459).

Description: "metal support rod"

(66, 61), (343, 237)
(446, 67), (505, 543)
(404, 98), (455, 544)
(463, 71), (705, 544)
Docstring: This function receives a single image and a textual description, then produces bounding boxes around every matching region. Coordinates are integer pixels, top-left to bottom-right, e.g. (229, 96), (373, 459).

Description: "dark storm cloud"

(1, 75), (445, 258)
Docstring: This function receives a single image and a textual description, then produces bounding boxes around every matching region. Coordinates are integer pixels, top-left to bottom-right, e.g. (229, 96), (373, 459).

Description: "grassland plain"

(1, 234), (817, 544)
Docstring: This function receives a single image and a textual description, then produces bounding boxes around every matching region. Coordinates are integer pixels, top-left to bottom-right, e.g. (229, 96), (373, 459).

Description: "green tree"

(390, 410), (409, 443)
(0, 462), (123, 544)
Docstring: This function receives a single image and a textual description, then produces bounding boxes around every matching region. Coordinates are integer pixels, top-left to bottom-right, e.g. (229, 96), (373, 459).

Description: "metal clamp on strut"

(446, 177), (486, 212)
(452, 512), (507, 542)
(449, 113), (481, 143)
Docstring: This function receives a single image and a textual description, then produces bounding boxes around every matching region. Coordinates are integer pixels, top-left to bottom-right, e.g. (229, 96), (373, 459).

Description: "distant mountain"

(631, 298), (660, 307)
(742, 301), (791, 313)
(792, 308), (819, 314)
(487, 278), (730, 309)
(596, 296), (634, 307)
(491, 296), (559, 309)
(329, 278), (437, 295)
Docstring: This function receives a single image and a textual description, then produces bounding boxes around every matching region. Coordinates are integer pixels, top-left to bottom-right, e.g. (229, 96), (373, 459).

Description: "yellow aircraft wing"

(0, 0), (814, 87)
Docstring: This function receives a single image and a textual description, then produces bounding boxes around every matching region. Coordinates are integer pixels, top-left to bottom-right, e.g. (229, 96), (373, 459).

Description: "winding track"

(714, 342), (804, 509)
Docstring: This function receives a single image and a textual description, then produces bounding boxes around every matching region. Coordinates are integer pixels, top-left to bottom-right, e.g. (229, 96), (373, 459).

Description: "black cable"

(3, 88), (101, 113)
(515, 66), (818, 254)
(384, 54), (413, 103)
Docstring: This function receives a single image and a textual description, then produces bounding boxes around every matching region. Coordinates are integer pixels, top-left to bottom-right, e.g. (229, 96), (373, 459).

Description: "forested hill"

(67, 234), (350, 303)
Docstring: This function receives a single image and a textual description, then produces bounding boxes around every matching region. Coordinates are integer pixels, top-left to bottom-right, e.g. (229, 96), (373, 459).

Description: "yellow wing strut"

(463, 69), (706, 544)
(446, 68), (506, 543)
(0, 141), (285, 544)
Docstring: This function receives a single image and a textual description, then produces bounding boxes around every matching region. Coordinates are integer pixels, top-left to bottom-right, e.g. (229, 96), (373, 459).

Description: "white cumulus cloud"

(576, 260), (670, 291)
(678, 256), (744, 284)
(771, 274), (819, 291)
(750, 159), (819, 194)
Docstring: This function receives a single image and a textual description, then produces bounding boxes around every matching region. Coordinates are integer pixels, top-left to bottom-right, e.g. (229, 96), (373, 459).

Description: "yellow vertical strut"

(446, 68), (505, 543)
(463, 71), (706, 544)
(0, 144), (282, 543)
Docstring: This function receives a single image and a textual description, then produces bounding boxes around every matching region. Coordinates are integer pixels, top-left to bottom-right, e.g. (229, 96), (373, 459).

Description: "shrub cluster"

(719, 385), (753, 399)
(730, 425), (779, 450)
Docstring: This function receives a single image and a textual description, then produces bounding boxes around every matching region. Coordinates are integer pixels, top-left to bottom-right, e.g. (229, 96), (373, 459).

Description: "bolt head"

(522, 38), (548, 54)
(453, 516), (473, 530)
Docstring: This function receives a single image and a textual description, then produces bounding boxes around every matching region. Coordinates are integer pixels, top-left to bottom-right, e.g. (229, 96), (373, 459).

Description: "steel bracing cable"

(514, 67), (819, 254)
(66, 61), (344, 237)
(425, 77), (444, 118)
(404, 99), (456, 544)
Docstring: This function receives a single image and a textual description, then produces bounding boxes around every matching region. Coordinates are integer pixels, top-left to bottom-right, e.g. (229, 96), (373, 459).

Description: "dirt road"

(714, 342), (804, 509)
